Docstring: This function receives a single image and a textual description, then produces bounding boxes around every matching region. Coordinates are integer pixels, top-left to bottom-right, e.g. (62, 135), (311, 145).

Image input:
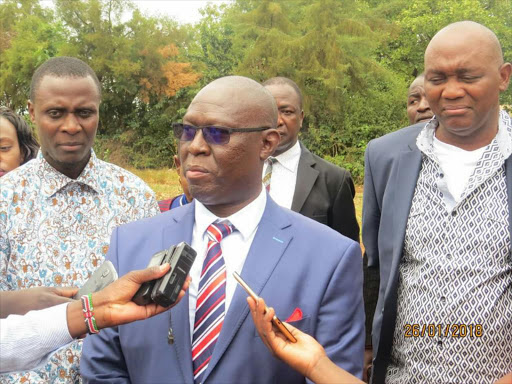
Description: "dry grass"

(355, 184), (363, 231)
(128, 167), (183, 200)
(134, 168), (364, 239)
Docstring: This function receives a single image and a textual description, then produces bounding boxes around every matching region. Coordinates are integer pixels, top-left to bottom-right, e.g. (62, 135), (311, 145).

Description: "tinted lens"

(203, 126), (230, 145)
(172, 123), (183, 139)
(173, 124), (197, 141)
(182, 125), (197, 141)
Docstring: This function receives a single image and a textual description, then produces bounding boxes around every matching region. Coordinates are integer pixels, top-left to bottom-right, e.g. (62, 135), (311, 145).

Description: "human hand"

(248, 297), (364, 384)
(66, 263), (191, 337)
(0, 286), (78, 317)
(247, 296), (326, 378)
(495, 372), (512, 384)
(92, 263), (191, 329)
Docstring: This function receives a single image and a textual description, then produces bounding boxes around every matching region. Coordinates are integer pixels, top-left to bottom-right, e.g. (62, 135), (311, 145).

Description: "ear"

(173, 154), (181, 169)
(260, 129), (280, 160)
(299, 110), (304, 128)
(27, 100), (36, 123)
(498, 62), (512, 92)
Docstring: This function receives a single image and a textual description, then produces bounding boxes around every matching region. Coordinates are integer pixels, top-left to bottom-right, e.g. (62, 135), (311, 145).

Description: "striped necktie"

(263, 157), (277, 192)
(192, 220), (236, 383)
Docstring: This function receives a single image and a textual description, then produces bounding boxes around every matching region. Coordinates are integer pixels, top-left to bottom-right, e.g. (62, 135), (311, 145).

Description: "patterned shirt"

(386, 110), (512, 383)
(0, 150), (159, 383)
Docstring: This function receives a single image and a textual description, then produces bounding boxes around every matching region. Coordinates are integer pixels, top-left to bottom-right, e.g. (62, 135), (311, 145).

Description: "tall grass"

(129, 168), (182, 201)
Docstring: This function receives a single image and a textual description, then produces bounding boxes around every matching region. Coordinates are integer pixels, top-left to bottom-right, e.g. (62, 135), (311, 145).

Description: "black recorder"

(133, 242), (196, 307)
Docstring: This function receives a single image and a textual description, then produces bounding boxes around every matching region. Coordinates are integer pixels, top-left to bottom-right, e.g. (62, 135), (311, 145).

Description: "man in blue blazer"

(363, 22), (512, 383)
(81, 75), (364, 383)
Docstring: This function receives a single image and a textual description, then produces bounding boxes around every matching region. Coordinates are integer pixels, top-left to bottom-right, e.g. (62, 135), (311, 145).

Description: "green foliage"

(187, 3), (241, 85)
(1, 0), (511, 182)
(0, 0), (65, 110)
(378, 0), (512, 105)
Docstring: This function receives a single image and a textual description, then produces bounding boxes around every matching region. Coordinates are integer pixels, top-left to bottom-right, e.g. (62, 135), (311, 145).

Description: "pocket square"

(285, 308), (303, 322)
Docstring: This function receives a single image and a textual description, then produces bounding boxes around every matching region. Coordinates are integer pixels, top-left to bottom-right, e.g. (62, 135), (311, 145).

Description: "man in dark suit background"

(81, 75), (364, 383)
(262, 77), (360, 242)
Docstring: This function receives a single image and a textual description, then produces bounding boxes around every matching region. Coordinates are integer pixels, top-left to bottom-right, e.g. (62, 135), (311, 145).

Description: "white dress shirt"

(263, 140), (301, 209)
(0, 303), (72, 373)
(188, 188), (267, 338)
(433, 135), (486, 203)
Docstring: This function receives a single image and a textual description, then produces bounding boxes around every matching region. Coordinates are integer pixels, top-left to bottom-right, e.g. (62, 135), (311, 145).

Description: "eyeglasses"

(172, 123), (272, 145)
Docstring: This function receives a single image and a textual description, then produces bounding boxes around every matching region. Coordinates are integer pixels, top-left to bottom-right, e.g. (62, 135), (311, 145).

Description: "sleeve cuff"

(41, 303), (74, 347)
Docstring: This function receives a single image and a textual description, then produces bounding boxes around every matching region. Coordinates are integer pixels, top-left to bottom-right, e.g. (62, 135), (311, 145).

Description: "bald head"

(180, 76), (281, 216)
(425, 21), (504, 67)
(190, 76), (278, 129)
(423, 21), (511, 150)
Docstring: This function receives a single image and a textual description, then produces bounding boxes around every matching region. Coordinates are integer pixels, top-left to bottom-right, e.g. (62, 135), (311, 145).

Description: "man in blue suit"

(81, 75), (364, 383)
(364, 22), (512, 383)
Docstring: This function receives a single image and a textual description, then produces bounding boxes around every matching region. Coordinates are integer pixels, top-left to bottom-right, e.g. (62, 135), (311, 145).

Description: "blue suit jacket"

(81, 196), (364, 383)
(362, 123), (512, 383)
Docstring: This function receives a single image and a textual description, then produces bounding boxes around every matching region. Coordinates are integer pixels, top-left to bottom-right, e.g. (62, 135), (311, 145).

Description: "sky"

(40, 0), (232, 25)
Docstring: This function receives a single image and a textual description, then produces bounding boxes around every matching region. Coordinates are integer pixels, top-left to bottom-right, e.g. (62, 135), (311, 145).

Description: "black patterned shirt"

(386, 110), (512, 383)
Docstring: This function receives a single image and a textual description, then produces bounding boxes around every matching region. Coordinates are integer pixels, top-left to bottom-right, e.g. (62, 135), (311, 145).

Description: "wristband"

(81, 293), (100, 334)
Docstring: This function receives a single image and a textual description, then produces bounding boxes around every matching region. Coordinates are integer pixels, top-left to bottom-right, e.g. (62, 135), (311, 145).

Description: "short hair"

(30, 57), (101, 102)
(263, 77), (303, 110)
(0, 107), (39, 164)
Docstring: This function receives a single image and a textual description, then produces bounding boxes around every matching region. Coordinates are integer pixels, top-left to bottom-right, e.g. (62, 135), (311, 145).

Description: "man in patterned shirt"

(363, 22), (512, 383)
(0, 57), (160, 382)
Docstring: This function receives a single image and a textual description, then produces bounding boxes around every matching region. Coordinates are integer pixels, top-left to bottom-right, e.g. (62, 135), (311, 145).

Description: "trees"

(1, 0), (510, 178)
(0, 0), (65, 110)
(1, 0), (201, 167)
(212, 0), (406, 180)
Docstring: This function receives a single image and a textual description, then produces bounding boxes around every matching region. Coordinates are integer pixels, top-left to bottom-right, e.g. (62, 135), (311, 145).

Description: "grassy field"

(133, 168), (364, 230)
(129, 167), (183, 201)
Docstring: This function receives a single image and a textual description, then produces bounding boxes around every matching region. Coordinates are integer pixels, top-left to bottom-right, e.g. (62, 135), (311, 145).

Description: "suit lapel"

(291, 144), (319, 212)
(162, 204), (196, 383)
(201, 199), (292, 382)
(376, 142), (422, 367)
(388, 144), (422, 298)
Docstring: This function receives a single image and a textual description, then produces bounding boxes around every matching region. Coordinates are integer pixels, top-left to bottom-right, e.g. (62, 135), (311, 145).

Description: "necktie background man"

(363, 21), (512, 383)
(81, 75), (364, 383)
(0, 56), (159, 382)
(262, 77), (360, 242)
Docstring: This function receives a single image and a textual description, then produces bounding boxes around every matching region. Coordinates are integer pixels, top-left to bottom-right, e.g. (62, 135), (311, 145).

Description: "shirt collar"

(416, 110), (512, 159)
(38, 149), (103, 198)
(273, 140), (302, 172)
(194, 187), (267, 241)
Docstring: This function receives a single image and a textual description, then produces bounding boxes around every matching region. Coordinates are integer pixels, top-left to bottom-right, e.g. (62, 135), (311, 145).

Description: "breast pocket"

(402, 196), (429, 261)
(254, 315), (311, 338)
(479, 202), (511, 266)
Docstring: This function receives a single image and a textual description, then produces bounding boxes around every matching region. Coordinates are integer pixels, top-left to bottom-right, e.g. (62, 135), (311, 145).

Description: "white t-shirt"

(433, 136), (487, 203)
